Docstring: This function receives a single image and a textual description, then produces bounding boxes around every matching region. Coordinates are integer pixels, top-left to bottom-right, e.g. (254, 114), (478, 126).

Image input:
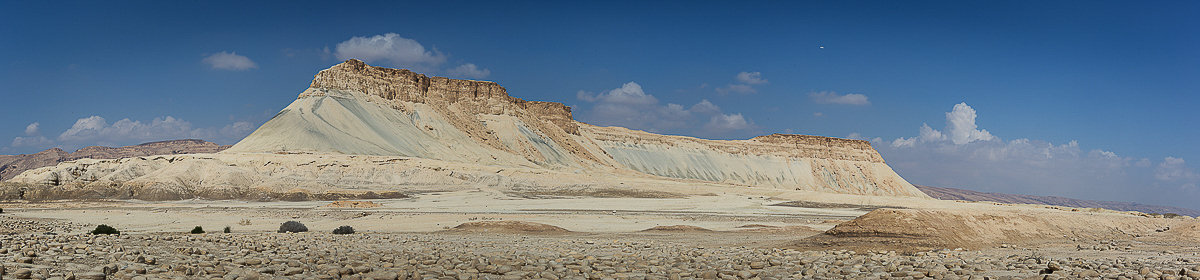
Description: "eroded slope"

(8, 59), (927, 199)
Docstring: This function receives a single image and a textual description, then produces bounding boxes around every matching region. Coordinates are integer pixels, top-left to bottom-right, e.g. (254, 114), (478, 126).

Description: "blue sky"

(2, 1), (1197, 208)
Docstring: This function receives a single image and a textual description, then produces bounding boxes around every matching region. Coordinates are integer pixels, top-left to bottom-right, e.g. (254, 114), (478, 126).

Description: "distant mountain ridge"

(916, 185), (1200, 217)
(0, 139), (229, 180)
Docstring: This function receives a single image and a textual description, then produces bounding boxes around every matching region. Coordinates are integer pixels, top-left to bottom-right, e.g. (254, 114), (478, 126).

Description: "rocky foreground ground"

(3, 215), (1200, 280)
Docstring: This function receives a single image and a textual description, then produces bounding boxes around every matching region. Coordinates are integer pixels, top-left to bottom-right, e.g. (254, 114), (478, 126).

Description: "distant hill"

(0, 139), (229, 180)
(915, 185), (1200, 217)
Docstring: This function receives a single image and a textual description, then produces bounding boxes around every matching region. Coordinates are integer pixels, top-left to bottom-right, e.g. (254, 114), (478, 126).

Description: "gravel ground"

(3, 216), (1200, 280)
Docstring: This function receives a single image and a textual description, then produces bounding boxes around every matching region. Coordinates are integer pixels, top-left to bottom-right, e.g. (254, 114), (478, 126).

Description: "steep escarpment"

(226, 59), (604, 168)
(583, 127), (922, 196)
(309, 59), (578, 135)
(10, 60), (927, 200)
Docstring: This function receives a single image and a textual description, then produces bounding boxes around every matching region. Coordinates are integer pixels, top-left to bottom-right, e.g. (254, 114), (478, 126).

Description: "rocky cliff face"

(311, 59), (579, 133)
(0, 140), (229, 181)
(10, 60), (929, 199)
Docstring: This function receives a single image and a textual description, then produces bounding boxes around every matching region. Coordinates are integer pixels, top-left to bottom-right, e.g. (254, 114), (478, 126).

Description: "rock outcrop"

(0, 139), (228, 180)
(9, 60), (928, 200)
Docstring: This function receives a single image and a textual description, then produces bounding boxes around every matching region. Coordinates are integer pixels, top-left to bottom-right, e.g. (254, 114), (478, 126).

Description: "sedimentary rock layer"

(0, 140), (228, 180)
(9, 60), (928, 199)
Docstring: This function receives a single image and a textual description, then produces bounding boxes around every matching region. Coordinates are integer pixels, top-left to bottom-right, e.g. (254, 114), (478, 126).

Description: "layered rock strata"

(0, 139), (228, 180)
(9, 60), (928, 199)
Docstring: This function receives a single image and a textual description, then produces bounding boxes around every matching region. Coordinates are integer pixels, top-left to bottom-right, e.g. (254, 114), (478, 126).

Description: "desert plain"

(1, 60), (1198, 280)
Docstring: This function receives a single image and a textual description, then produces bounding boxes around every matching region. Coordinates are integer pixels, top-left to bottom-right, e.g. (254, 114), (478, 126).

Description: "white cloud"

(24, 122), (40, 136)
(944, 103), (995, 144)
(689, 100), (721, 115)
(918, 123), (946, 142)
(890, 137), (916, 148)
(446, 63), (491, 79)
(334, 33), (446, 71)
(576, 82), (757, 138)
(331, 33), (496, 79)
(890, 103), (993, 146)
(704, 113), (752, 132)
(735, 72), (768, 85)
(809, 91), (870, 106)
(49, 116), (254, 148)
(879, 102), (1199, 208)
(202, 51), (257, 71)
(583, 82), (659, 106)
(11, 136), (53, 148)
(813, 112), (824, 117)
(1156, 157), (1199, 184)
(716, 71), (768, 95)
(11, 122), (54, 148)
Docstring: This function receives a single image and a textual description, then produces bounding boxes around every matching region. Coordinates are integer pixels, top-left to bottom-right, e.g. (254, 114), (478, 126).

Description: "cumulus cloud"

(890, 103), (995, 147)
(24, 123), (40, 136)
(944, 103), (995, 144)
(332, 33), (492, 77)
(704, 114), (751, 133)
(716, 71), (767, 95)
(735, 72), (767, 85)
(877, 102), (1200, 208)
(3, 116), (256, 154)
(446, 63), (491, 79)
(1156, 157), (1199, 189)
(809, 91), (870, 106)
(202, 51), (257, 71)
(576, 82), (757, 139)
(10, 122), (53, 148)
(334, 33), (447, 71)
(56, 116), (253, 146)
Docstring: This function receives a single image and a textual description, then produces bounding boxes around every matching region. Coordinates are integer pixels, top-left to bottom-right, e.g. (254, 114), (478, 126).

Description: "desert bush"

(238, 219), (252, 226)
(278, 221), (308, 233)
(223, 226), (231, 233)
(190, 226), (205, 234)
(91, 224), (119, 235)
(332, 225), (355, 234)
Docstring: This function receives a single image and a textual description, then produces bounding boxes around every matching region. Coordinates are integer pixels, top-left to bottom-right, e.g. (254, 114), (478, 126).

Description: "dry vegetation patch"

(450, 221), (570, 233)
(508, 187), (690, 199)
(641, 225), (713, 232)
(322, 201), (382, 208)
(770, 200), (901, 211)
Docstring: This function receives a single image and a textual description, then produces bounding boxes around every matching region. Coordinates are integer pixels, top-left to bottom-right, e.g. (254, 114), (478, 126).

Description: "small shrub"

(223, 226), (231, 233)
(0, 208), (5, 213)
(332, 225), (355, 235)
(190, 226), (205, 234)
(238, 219), (251, 226)
(278, 221), (308, 233)
(91, 224), (119, 235)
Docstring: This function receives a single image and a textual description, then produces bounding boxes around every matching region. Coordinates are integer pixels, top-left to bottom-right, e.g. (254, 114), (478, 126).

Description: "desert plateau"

(0, 59), (1196, 280)
(3, 2), (1199, 279)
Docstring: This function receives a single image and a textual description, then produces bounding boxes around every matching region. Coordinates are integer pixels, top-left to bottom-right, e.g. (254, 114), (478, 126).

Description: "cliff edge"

(11, 60), (928, 199)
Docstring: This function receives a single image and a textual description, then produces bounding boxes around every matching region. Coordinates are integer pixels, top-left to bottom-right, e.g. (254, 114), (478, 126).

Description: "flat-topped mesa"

(751, 133), (885, 163)
(310, 59), (579, 134)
